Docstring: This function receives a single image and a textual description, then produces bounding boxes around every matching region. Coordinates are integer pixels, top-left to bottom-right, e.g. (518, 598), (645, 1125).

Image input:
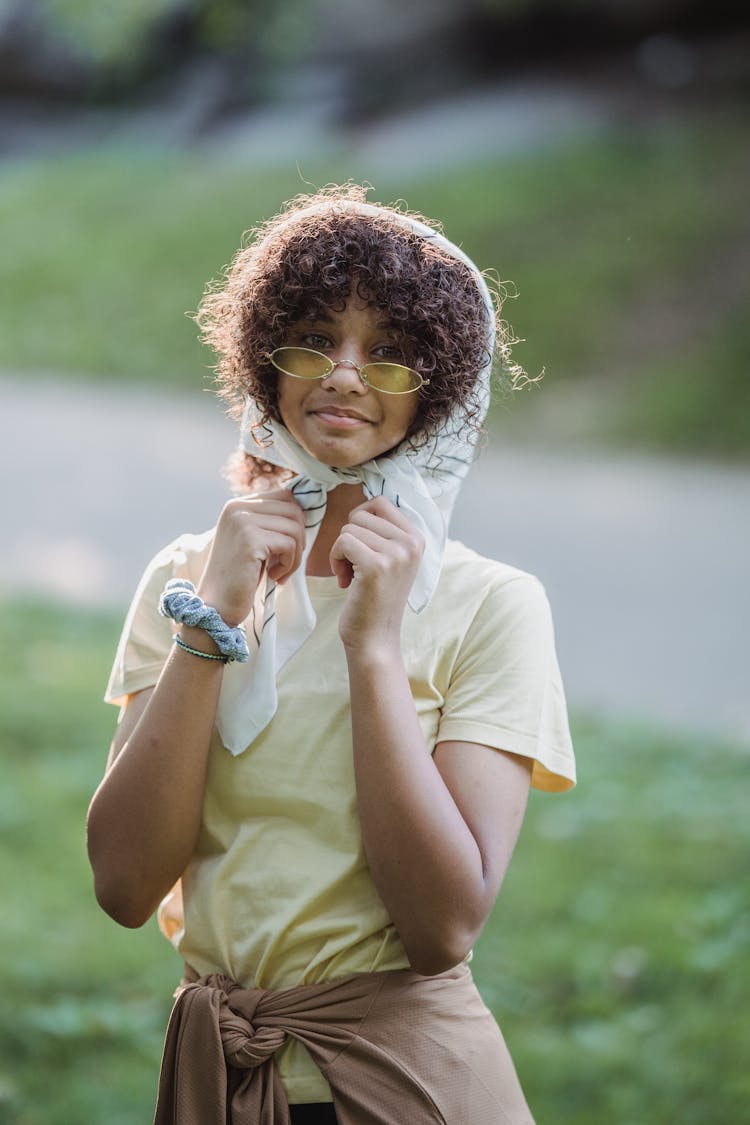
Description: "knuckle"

(222, 497), (245, 517)
(362, 495), (383, 515)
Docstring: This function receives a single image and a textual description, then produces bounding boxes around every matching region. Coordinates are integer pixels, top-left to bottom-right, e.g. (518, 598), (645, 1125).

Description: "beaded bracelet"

(173, 633), (229, 663)
(159, 579), (250, 663)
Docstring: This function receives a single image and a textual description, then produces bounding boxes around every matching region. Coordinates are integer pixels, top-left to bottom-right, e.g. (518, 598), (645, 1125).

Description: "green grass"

(613, 302), (750, 458)
(473, 715), (750, 1124)
(2, 598), (748, 1123)
(0, 602), (176, 1125)
(1, 112), (749, 455)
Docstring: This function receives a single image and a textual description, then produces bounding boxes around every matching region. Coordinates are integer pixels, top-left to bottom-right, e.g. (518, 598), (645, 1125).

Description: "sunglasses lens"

(270, 348), (332, 379)
(364, 364), (422, 394)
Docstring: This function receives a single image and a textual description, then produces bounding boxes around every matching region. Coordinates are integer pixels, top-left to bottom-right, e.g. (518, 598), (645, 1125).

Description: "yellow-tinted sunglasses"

(266, 347), (428, 395)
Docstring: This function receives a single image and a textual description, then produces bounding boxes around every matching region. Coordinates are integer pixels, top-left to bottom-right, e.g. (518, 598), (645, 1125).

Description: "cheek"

(276, 375), (300, 424)
(395, 396), (421, 439)
(277, 385), (288, 424)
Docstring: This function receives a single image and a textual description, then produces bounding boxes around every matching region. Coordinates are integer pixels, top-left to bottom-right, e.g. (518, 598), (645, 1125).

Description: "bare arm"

(86, 640), (224, 928)
(348, 652), (531, 976)
(332, 497), (533, 975)
(86, 490), (305, 928)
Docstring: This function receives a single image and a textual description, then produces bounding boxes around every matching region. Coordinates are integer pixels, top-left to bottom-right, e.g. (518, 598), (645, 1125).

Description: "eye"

(300, 332), (332, 351)
(373, 342), (404, 362)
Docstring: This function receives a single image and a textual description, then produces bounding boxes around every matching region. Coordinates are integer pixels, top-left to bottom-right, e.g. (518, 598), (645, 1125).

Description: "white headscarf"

(217, 201), (495, 754)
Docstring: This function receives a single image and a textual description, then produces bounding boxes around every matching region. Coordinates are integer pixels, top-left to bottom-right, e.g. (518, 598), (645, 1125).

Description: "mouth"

(309, 407), (372, 427)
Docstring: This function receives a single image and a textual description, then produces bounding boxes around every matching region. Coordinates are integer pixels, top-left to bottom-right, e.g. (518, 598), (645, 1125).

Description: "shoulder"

(426, 539), (560, 685)
(441, 538), (539, 583)
(407, 539), (555, 674)
(104, 527), (218, 705)
(122, 527), (217, 616)
(142, 528), (216, 585)
(438, 539), (550, 621)
(435, 542), (576, 793)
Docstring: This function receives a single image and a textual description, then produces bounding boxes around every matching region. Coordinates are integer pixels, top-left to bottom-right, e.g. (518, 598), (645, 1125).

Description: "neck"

(305, 482), (366, 577)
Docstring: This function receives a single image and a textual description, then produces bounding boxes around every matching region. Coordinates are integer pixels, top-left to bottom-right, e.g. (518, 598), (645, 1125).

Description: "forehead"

(300, 298), (399, 332)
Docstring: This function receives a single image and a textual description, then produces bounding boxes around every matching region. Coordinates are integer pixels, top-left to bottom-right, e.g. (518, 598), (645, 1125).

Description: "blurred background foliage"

(2, 118), (749, 456)
(2, 2), (749, 1122)
(4, 1), (747, 101)
(1, 0), (748, 457)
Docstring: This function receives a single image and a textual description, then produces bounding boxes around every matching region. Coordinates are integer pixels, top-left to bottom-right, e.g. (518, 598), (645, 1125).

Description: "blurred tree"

(0, 0), (299, 99)
(44, 0), (186, 70)
(0, 0), (747, 109)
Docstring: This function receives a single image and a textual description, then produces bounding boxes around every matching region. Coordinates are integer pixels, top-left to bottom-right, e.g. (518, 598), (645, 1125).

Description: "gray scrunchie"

(159, 579), (250, 663)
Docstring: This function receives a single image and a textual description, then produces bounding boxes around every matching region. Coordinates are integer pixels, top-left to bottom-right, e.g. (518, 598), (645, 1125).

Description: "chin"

(298, 433), (374, 468)
(283, 414), (410, 468)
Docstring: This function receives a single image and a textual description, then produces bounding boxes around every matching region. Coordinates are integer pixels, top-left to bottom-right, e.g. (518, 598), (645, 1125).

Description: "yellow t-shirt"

(105, 531), (575, 1103)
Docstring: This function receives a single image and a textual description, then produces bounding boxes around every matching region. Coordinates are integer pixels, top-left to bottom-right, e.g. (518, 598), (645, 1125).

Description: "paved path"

(3, 376), (748, 744)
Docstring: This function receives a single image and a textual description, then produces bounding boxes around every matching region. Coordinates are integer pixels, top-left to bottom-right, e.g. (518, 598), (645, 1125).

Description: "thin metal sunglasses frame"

(266, 347), (429, 395)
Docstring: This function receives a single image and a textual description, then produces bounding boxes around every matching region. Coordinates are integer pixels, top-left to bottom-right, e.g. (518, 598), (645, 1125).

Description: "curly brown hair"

(194, 183), (526, 491)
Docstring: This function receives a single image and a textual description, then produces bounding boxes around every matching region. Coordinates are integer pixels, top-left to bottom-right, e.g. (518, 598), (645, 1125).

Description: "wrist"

(179, 625), (223, 657)
(159, 579), (249, 662)
(194, 585), (244, 629)
(343, 638), (404, 673)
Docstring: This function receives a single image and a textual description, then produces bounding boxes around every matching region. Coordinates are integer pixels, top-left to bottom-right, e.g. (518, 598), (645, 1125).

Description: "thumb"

(329, 541), (354, 589)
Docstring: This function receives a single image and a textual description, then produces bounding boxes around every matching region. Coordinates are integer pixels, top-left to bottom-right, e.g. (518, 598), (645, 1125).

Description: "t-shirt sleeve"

(436, 574), (576, 793)
(104, 538), (195, 706)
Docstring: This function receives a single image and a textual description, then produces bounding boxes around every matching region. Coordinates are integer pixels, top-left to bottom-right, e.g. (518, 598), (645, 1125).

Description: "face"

(276, 296), (420, 468)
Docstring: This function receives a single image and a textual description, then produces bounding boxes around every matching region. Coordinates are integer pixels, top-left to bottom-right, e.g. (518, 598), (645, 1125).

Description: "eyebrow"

(307, 313), (398, 331)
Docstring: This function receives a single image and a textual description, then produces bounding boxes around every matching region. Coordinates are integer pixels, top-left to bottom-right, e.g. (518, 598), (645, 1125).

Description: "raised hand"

(330, 495), (425, 655)
(197, 489), (306, 627)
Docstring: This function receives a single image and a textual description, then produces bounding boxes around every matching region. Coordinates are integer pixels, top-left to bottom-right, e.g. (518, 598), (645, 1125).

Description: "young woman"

(87, 186), (576, 1124)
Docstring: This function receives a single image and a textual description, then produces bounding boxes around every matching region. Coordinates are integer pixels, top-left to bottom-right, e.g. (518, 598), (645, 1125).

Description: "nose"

(322, 356), (369, 394)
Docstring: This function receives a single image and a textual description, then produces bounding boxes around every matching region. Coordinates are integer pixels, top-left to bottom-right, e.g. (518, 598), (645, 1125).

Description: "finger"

(351, 496), (419, 536)
(330, 528), (384, 576)
(330, 554), (354, 589)
(238, 512), (306, 575)
(337, 523), (395, 556)
(344, 513), (424, 569)
(346, 507), (415, 542)
(238, 510), (306, 534)
(227, 525), (302, 583)
(268, 558), (296, 584)
(330, 531), (382, 587)
(220, 497), (304, 555)
(271, 486), (305, 505)
(238, 496), (306, 524)
(246, 513), (306, 553)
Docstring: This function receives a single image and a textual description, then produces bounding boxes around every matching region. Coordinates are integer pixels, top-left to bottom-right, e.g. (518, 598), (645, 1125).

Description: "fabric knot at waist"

(204, 974), (288, 1069)
(153, 968), (388, 1125)
(151, 962), (518, 1125)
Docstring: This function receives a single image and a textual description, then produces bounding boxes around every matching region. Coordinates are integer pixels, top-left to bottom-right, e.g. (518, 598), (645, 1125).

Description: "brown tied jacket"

(153, 964), (534, 1124)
